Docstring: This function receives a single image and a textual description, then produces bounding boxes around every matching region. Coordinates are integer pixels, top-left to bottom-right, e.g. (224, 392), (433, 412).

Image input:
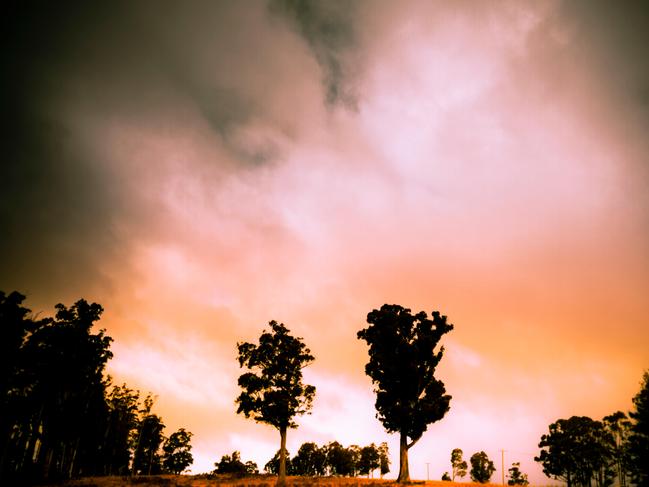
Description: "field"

(44, 476), (550, 487)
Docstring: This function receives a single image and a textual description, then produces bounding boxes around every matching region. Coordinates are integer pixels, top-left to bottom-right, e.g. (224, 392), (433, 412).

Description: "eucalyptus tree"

(357, 304), (453, 482)
(236, 321), (315, 485)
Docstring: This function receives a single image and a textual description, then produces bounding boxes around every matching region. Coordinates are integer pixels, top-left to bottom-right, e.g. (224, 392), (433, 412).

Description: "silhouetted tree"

(162, 428), (193, 474)
(102, 383), (141, 475)
(357, 304), (453, 482)
(378, 442), (390, 477)
(325, 441), (356, 476)
(451, 447), (468, 481)
(216, 451), (256, 475)
(265, 449), (292, 475)
(470, 451), (495, 483)
(236, 321), (315, 486)
(535, 416), (614, 487)
(628, 371), (649, 487)
(442, 472), (451, 481)
(508, 462), (529, 485)
(603, 411), (631, 487)
(358, 444), (381, 477)
(292, 442), (327, 476)
(132, 413), (165, 475)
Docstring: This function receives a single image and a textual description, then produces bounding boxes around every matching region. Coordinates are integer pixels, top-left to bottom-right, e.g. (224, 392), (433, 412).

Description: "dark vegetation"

(0, 291), (194, 483)
(2, 289), (648, 486)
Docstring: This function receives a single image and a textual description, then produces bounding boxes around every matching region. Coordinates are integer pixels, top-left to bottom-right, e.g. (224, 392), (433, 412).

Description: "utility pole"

(426, 462), (430, 481)
(500, 450), (506, 485)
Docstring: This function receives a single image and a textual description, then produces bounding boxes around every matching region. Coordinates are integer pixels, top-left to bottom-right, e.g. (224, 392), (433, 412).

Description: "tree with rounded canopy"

(236, 321), (315, 486)
(470, 451), (495, 483)
(357, 304), (453, 482)
(162, 428), (193, 474)
(508, 462), (529, 485)
(535, 415), (614, 487)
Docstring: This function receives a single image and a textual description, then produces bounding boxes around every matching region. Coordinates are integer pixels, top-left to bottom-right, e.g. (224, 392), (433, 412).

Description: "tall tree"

(357, 304), (453, 482)
(236, 321), (315, 486)
(162, 428), (193, 475)
(628, 371), (649, 487)
(603, 411), (631, 487)
(451, 448), (468, 481)
(470, 451), (495, 483)
(535, 416), (614, 487)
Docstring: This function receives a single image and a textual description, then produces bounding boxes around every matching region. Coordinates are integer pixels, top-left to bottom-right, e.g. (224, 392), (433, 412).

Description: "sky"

(2, 0), (649, 483)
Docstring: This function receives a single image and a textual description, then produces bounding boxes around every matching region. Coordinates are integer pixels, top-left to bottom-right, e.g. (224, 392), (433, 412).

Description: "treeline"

(0, 291), (194, 483)
(214, 441), (390, 477)
(535, 377), (649, 487)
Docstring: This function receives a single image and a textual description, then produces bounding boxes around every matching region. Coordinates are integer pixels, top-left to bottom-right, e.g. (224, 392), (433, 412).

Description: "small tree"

(162, 428), (193, 474)
(358, 444), (381, 477)
(508, 462), (529, 485)
(451, 448), (468, 481)
(470, 451), (495, 483)
(236, 321), (315, 486)
(603, 411), (631, 487)
(442, 472), (452, 481)
(357, 304), (453, 482)
(378, 442), (390, 477)
(292, 442), (327, 476)
(215, 451), (250, 474)
(265, 449), (292, 475)
(628, 371), (649, 487)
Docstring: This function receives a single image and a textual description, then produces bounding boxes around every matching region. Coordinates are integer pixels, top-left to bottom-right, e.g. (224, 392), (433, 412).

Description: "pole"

(426, 462), (430, 481)
(501, 450), (505, 485)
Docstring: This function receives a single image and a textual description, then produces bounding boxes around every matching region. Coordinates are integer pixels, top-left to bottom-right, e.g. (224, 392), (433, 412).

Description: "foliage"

(162, 428), (193, 474)
(508, 462), (529, 485)
(132, 411), (166, 475)
(603, 411), (632, 487)
(451, 447), (468, 481)
(0, 290), (186, 483)
(236, 321), (315, 484)
(628, 371), (649, 487)
(358, 444), (381, 477)
(470, 451), (495, 483)
(292, 442), (327, 476)
(378, 442), (390, 476)
(442, 472), (451, 481)
(216, 451), (257, 475)
(265, 449), (292, 475)
(357, 304), (453, 482)
(535, 415), (615, 487)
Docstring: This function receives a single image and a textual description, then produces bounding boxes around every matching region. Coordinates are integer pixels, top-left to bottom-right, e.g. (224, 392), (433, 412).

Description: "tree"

(236, 321), (315, 486)
(442, 472), (451, 481)
(470, 451), (495, 483)
(603, 411), (631, 487)
(292, 442), (327, 476)
(628, 371), (649, 487)
(358, 444), (381, 477)
(265, 449), (292, 475)
(325, 441), (356, 476)
(357, 304), (453, 482)
(535, 416), (614, 487)
(451, 448), (468, 481)
(162, 428), (193, 474)
(216, 451), (256, 475)
(378, 442), (390, 477)
(508, 462), (529, 485)
(132, 412), (165, 475)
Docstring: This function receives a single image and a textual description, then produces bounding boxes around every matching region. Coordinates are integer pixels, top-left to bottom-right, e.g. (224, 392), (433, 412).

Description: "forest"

(1, 291), (647, 486)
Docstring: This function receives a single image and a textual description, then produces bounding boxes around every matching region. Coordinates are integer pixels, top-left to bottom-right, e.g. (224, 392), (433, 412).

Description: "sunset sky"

(2, 0), (649, 482)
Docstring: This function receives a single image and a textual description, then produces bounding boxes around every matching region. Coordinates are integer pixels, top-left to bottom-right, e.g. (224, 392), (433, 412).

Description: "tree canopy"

(628, 371), (649, 487)
(470, 451), (495, 483)
(357, 304), (453, 482)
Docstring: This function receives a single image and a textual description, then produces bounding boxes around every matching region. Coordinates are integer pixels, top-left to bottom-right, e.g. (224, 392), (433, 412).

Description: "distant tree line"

(0, 291), (194, 483)
(535, 371), (649, 487)
(214, 441), (389, 478)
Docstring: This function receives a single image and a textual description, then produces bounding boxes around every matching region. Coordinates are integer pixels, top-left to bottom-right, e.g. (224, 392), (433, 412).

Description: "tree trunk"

(397, 432), (410, 483)
(278, 426), (287, 486)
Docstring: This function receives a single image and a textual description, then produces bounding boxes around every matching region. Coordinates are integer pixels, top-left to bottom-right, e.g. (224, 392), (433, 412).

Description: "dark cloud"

(270, 0), (359, 108)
